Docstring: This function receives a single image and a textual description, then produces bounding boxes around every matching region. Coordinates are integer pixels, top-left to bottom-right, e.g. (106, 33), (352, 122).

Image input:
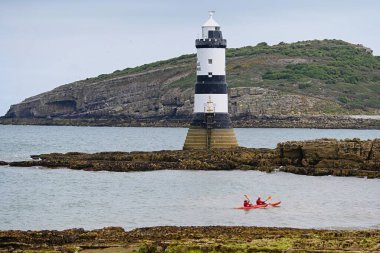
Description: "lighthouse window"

(208, 59), (212, 64)
(208, 72), (212, 77)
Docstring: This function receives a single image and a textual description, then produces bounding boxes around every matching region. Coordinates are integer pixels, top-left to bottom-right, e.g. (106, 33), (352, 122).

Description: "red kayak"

(268, 201), (281, 207)
(234, 204), (268, 210)
(235, 201), (281, 210)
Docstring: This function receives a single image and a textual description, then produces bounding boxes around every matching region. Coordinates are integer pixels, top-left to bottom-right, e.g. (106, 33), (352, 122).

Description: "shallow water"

(0, 168), (379, 231)
(0, 125), (379, 230)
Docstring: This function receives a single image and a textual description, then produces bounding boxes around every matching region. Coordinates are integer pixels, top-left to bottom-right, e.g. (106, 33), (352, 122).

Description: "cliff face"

(5, 84), (339, 120)
(4, 40), (380, 121)
(5, 66), (194, 119)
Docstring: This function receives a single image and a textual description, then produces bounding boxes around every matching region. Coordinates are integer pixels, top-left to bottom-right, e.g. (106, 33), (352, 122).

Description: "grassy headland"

(2, 40), (380, 126)
(89, 39), (380, 112)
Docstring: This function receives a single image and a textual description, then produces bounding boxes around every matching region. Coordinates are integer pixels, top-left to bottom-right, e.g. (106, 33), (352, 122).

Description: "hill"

(2, 39), (380, 127)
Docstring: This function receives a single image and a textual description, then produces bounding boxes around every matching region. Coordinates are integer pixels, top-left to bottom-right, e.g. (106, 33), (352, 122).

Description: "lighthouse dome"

(202, 12), (220, 27)
(201, 11), (220, 39)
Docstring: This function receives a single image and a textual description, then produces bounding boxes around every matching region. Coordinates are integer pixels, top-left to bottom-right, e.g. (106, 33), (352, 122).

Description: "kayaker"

(243, 200), (252, 207)
(256, 196), (266, 205)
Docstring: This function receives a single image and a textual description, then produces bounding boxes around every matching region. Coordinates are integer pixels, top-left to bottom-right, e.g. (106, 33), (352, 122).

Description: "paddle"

(264, 196), (272, 203)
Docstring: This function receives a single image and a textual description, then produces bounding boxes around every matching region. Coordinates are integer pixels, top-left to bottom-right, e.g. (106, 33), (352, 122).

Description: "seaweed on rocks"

(0, 226), (379, 252)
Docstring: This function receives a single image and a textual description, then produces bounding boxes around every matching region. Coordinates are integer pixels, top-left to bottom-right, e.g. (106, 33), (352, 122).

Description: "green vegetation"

(85, 39), (380, 111)
(87, 54), (195, 82)
(137, 234), (380, 252)
(168, 72), (196, 90)
(260, 41), (380, 85)
(227, 40), (380, 110)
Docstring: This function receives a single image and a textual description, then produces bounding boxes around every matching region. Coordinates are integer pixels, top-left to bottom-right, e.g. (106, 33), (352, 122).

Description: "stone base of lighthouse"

(183, 128), (238, 150)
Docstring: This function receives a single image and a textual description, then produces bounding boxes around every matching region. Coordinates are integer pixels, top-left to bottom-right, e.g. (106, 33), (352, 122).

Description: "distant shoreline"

(1, 114), (379, 129)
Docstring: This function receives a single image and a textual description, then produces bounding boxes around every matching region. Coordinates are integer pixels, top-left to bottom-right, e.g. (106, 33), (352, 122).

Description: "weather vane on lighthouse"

(183, 11), (239, 150)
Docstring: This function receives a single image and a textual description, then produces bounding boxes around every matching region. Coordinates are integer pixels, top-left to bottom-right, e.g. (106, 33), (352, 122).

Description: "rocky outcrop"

(277, 138), (380, 177)
(4, 139), (380, 178)
(0, 226), (379, 252)
(8, 148), (276, 172)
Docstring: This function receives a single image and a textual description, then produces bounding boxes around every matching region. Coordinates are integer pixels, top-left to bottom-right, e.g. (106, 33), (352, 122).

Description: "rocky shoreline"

(1, 115), (380, 129)
(2, 138), (379, 178)
(0, 226), (379, 252)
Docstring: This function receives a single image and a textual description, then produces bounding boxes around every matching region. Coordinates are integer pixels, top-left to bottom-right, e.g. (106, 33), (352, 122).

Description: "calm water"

(1, 125), (380, 161)
(0, 125), (379, 230)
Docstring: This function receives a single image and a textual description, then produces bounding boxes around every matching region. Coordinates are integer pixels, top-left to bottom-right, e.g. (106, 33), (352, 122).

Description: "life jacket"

(243, 200), (250, 207)
(256, 198), (265, 205)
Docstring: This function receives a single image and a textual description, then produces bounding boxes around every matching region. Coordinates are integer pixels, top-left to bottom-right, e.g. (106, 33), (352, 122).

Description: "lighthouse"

(183, 11), (238, 150)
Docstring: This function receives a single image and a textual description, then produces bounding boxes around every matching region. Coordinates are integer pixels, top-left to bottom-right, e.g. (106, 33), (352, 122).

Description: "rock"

(276, 138), (380, 177)
(9, 161), (37, 167)
(30, 155), (41, 160)
(5, 138), (380, 178)
(0, 226), (378, 252)
(0, 161), (8, 166)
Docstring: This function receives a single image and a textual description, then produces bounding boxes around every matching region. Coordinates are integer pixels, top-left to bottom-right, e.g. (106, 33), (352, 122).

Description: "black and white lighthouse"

(183, 11), (238, 150)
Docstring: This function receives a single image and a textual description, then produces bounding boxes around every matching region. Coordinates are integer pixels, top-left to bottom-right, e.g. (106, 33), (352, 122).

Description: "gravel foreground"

(0, 226), (379, 252)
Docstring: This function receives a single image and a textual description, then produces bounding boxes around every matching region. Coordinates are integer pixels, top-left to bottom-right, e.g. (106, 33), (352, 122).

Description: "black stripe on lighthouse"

(196, 75), (226, 84)
(195, 39), (226, 48)
(190, 113), (232, 128)
(195, 82), (227, 94)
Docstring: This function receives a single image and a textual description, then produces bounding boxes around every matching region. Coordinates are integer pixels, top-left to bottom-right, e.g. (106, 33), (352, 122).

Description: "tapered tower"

(183, 11), (238, 150)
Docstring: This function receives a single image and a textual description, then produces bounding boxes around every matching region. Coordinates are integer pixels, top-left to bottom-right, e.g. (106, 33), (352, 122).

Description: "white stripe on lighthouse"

(196, 48), (225, 76)
(194, 94), (228, 113)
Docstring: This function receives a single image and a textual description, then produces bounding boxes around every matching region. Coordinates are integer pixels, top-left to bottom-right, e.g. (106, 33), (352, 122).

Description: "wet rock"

(5, 139), (380, 178)
(30, 155), (41, 160)
(9, 161), (40, 167)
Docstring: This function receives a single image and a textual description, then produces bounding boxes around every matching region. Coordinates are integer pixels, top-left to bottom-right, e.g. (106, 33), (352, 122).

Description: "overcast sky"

(1, 0), (379, 116)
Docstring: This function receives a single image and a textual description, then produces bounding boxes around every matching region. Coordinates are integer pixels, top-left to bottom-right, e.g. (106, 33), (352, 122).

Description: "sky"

(1, 0), (379, 116)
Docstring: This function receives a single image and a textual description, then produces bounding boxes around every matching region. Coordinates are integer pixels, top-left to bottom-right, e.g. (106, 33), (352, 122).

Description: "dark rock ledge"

(1, 115), (379, 129)
(2, 138), (380, 178)
(0, 226), (379, 252)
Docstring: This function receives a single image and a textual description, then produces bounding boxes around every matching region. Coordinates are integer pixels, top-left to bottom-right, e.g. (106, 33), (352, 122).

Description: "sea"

(0, 125), (379, 231)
